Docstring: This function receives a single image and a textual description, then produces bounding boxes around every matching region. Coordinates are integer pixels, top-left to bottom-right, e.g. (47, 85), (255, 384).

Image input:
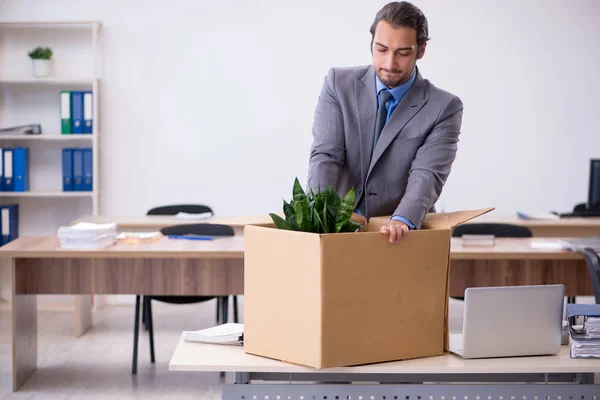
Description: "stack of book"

(58, 222), (117, 249)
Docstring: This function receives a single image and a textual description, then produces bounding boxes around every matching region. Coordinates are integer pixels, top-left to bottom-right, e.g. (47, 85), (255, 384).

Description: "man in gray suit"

(307, 1), (463, 243)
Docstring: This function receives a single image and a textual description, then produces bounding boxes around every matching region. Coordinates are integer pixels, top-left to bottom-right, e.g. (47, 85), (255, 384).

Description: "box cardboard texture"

(243, 207), (494, 369)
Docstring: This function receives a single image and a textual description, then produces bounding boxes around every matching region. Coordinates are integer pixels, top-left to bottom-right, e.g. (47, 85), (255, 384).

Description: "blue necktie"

(374, 89), (393, 147)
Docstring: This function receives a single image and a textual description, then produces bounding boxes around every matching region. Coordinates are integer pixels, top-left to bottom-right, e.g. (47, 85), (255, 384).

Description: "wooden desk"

(75, 213), (600, 237)
(1, 236), (593, 391)
(466, 214), (600, 237)
(449, 238), (591, 297)
(169, 338), (600, 399)
(71, 214), (276, 232)
(2, 235), (244, 392)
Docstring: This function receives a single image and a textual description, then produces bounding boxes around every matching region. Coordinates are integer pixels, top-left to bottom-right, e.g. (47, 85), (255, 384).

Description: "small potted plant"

(28, 47), (53, 77)
(270, 178), (363, 233)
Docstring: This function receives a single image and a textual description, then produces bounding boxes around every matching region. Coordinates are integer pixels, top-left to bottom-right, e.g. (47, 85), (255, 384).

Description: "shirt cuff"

(391, 215), (416, 230)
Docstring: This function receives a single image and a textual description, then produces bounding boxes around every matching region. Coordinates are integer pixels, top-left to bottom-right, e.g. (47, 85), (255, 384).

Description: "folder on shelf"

(0, 204), (19, 246)
(73, 149), (84, 191)
(13, 147), (29, 192)
(62, 148), (73, 191)
(71, 91), (84, 134)
(0, 148), (4, 191)
(61, 90), (72, 134)
(82, 148), (92, 191)
(83, 91), (93, 134)
(3, 148), (14, 191)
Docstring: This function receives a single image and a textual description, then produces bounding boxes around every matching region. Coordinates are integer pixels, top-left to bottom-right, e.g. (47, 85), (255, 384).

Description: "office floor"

(0, 298), (465, 399)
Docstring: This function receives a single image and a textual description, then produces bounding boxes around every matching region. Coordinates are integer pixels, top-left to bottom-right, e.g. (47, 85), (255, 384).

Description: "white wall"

(0, 0), (599, 216)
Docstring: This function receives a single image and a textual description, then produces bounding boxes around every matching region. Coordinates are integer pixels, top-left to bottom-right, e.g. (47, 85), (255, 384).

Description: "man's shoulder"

(327, 65), (371, 83)
(421, 77), (462, 107)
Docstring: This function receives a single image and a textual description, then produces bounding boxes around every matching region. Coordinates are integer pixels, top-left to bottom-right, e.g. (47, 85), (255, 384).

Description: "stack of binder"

(60, 91), (93, 134)
(58, 222), (117, 249)
(0, 204), (18, 246)
(567, 303), (600, 358)
(62, 148), (93, 191)
(0, 147), (30, 192)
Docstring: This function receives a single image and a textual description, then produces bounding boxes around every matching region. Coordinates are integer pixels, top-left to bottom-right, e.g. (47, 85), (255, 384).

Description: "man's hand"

(380, 220), (409, 243)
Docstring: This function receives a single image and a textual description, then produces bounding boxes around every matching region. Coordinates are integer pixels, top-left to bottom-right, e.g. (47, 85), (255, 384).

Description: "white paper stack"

(175, 211), (212, 220)
(58, 222), (117, 249)
(570, 317), (600, 358)
(461, 234), (495, 246)
(183, 323), (244, 345)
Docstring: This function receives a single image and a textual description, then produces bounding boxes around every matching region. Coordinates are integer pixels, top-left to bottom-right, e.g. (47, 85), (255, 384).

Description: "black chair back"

(580, 248), (600, 304)
(147, 204), (213, 216)
(160, 223), (234, 237)
(452, 223), (533, 238)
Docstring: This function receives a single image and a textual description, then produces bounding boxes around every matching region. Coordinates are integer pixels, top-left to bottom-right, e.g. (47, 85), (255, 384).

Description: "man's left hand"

(380, 220), (409, 243)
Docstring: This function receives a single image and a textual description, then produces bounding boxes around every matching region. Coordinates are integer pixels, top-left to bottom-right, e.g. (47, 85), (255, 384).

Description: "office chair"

(451, 223), (533, 301)
(131, 204), (239, 375)
(451, 223), (533, 238)
(146, 204), (213, 216)
(579, 248), (600, 304)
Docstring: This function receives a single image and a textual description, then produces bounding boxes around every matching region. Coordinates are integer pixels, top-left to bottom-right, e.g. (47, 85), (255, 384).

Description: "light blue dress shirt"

(375, 69), (417, 229)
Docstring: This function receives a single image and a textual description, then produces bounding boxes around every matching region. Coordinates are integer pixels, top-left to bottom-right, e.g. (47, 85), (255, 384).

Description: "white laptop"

(449, 285), (565, 359)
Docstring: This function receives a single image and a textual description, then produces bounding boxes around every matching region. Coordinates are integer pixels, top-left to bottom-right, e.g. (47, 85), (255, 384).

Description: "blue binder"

(73, 149), (84, 191)
(13, 147), (29, 192)
(71, 91), (84, 134)
(83, 91), (93, 134)
(3, 148), (14, 191)
(0, 204), (18, 246)
(82, 148), (93, 191)
(0, 148), (4, 191)
(62, 148), (73, 191)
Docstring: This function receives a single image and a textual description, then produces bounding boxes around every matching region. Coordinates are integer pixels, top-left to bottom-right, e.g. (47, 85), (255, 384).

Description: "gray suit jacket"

(307, 65), (463, 229)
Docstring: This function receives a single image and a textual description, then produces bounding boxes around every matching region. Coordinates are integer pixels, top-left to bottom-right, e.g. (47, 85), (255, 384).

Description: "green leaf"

(270, 213), (292, 230)
(293, 194), (312, 232)
(292, 178), (306, 203)
(282, 200), (297, 230)
(337, 220), (363, 233)
(336, 187), (356, 224)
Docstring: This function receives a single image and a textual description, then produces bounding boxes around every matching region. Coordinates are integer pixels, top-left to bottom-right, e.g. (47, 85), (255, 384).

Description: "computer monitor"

(589, 159), (600, 208)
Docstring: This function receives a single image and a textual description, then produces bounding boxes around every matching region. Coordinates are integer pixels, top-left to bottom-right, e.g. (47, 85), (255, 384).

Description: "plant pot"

(32, 59), (51, 78)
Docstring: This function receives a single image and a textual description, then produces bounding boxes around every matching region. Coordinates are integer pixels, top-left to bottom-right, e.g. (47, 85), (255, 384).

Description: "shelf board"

(0, 134), (95, 141)
(0, 192), (95, 198)
(0, 77), (97, 85)
(0, 21), (100, 28)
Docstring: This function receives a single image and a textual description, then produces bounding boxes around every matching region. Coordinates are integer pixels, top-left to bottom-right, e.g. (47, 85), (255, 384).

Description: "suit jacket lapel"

(367, 71), (429, 180)
(355, 66), (377, 186)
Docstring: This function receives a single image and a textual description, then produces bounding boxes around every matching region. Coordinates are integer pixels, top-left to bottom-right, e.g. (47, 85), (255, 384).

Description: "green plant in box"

(270, 178), (363, 233)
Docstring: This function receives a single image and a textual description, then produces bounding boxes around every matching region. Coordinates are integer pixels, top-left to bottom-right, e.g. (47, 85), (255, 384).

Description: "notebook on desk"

(449, 285), (565, 359)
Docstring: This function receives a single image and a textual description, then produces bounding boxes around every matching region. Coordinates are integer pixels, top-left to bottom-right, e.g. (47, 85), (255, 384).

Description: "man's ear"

(417, 42), (427, 59)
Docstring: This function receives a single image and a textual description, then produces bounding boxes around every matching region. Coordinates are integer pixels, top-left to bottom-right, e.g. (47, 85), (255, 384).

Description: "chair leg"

(147, 298), (155, 364)
(216, 297), (221, 325)
(142, 296), (148, 330)
(132, 295), (141, 375)
(221, 296), (229, 323)
(233, 296), (239, 323)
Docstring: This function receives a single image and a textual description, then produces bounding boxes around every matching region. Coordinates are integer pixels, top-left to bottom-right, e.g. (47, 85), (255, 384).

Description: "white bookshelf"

(0, 21), (102, 305)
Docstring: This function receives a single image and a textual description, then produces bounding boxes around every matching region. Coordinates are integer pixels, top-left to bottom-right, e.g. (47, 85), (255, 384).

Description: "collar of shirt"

(375, 67), (417, 105)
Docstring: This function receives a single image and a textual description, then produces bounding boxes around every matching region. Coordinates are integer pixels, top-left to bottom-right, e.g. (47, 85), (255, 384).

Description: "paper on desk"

(516, 211), (560, 220)
(116, 231), (161, 240)
(183, 323), (243, 345)
(69, 222), (117, 231)
(175, 212), (212, 220)
(529, 240), (567, 250)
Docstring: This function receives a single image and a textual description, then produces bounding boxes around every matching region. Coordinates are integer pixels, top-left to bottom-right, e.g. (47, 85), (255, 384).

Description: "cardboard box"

(243, 207), (493, 369)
